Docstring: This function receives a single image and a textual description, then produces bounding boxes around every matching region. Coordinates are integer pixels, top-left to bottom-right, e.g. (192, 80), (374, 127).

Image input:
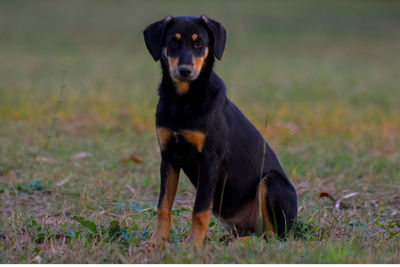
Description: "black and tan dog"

(143, 15), (298, 247)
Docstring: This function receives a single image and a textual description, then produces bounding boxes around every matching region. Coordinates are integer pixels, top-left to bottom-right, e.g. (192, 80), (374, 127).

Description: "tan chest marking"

(157, 128), (172, 151)
(180, 130), (206, 152)
(156, 128), (206, 152)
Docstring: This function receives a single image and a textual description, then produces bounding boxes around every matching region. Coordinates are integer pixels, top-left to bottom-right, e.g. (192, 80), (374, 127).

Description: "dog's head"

(144, 16), (226, 84)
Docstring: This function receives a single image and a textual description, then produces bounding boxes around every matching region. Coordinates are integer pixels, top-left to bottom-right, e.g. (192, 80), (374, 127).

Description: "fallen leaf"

(276, 121), (300, 133)
(56, 177), (70, 186)
(39, 244), (67, 252)
(317, 192), (335, 201)
(71, 152), (91, 159)
(36, 156), (57, 163)
(33, 255), (41, 264)
(285, 122), (300, 133)
(120, 153), (142, 164)
(131, 155), (142, 163)
(126, 184), (136, 194)
(19, 234), (29, 242)
(335, 192), (358, 209)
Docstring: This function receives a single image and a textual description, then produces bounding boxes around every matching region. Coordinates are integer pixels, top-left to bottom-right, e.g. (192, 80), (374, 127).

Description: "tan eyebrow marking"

(175, 33), (181, 40)
(192, 33), (198, 41)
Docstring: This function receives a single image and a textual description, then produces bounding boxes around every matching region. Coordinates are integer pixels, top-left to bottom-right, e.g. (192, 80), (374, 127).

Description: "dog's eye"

(194, 41), (203, 48)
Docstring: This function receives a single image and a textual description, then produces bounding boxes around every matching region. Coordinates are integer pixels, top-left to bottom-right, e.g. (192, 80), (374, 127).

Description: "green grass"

(1, 0), (399, 263)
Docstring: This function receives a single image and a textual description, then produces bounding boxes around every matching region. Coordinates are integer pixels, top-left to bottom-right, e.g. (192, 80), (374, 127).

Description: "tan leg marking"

(148, 164), (180, 247)
(180, 130), (206, 152)
(258, 181), (275, 233)
(186, 209), (211, 247)
(238, 236), (251, 241)
(192, 47), (209, 73)
(220, 188), (264, 236)
(192, 33), (198, 41)
(219, 180), (274, 237)
(157, 128), (172, 151)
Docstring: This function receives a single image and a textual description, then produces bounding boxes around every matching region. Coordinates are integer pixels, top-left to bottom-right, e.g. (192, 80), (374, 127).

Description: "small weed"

(71, 216), (147, 246)
(16, 180), (43, 194)
(375, 219), (400, 239)
(44, 59), (68, 151)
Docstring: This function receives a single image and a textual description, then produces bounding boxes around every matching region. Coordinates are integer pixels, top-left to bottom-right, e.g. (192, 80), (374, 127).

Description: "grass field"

(1, 0), (400, 263)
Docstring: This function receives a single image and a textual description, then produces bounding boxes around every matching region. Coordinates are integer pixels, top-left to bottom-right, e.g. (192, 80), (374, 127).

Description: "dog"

(143, 15), (298, 247)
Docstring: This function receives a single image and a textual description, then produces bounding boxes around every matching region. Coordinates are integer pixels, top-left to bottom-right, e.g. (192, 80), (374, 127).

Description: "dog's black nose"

(178, 65), (192, 78)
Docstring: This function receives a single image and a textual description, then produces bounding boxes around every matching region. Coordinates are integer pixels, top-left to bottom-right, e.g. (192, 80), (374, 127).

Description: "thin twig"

(44, 58), (68, 150)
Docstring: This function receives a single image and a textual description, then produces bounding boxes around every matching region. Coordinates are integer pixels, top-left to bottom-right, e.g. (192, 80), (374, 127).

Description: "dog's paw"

(184, 236), (204, 247)
(146, 240), (157, 250)
(145, 237), (168, 251)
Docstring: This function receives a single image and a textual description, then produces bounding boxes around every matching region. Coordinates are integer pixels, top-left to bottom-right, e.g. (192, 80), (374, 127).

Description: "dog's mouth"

(171, 69), (200, 82)
(176, 75), (196, 82)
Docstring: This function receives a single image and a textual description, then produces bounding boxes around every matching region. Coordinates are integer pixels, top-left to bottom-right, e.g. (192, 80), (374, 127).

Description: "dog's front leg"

(148, 158), (180, 248)
(186, 153), (217, 247)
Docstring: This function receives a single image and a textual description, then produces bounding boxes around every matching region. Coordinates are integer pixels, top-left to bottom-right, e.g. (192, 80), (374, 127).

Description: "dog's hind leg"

(259, 171), (298, 238)
(218, 172), (297, 239)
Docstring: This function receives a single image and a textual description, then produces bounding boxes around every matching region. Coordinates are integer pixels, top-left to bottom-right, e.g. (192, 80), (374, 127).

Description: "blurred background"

(1, 0), (399, 126)
(0, 0), (400, 263)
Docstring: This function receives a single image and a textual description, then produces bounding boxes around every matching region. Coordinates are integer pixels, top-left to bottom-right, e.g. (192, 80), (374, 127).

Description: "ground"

(0, 0), (399, 263)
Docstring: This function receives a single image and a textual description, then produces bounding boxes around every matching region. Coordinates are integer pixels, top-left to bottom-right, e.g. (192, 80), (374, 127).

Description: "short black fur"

(144, 15), (298, 243)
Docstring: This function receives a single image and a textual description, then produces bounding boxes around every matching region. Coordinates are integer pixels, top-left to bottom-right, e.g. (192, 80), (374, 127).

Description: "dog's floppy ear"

(143, 16), (173, 61)
(201, 15), (226, 60)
